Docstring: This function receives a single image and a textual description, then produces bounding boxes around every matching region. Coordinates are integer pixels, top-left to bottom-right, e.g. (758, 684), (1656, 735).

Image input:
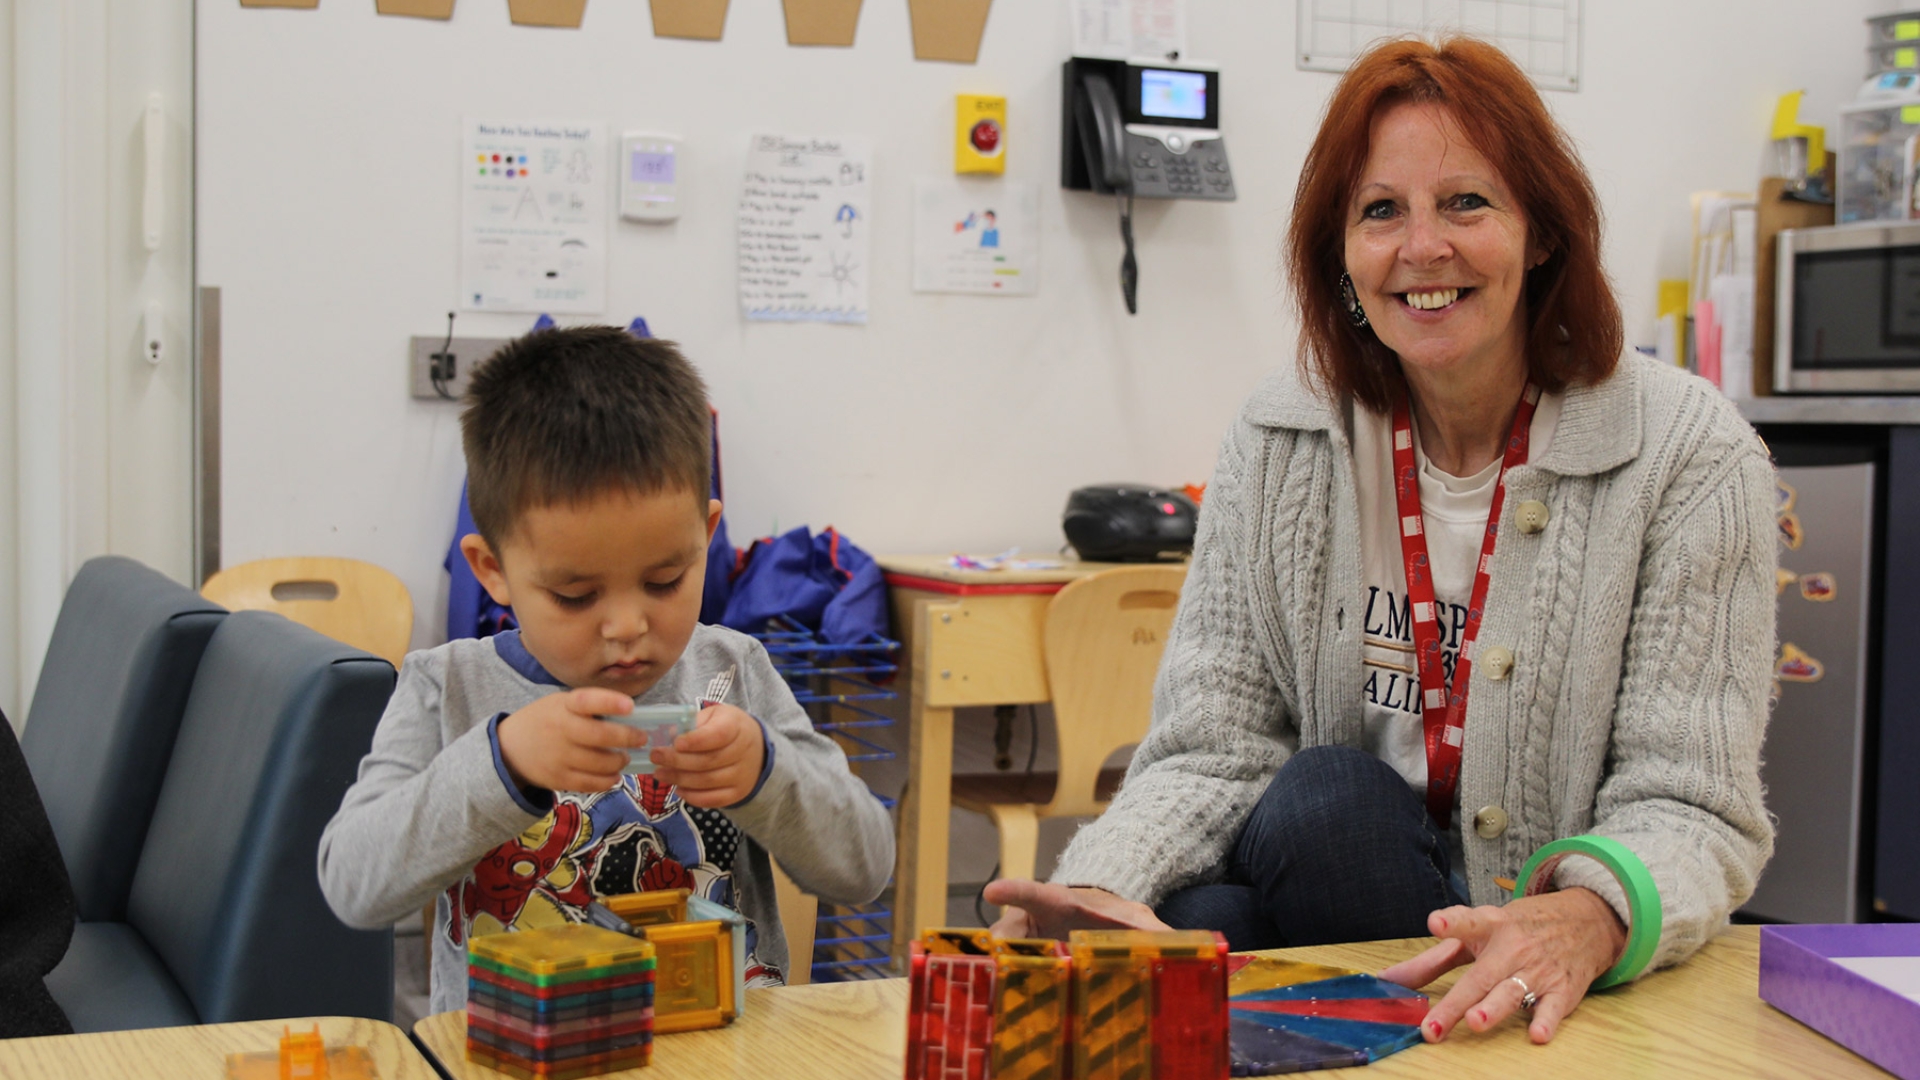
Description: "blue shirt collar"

(493, 629), (566, 687)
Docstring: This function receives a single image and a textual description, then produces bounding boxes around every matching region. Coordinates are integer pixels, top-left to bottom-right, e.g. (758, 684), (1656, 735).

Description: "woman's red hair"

(1287, 37), (1622, 412)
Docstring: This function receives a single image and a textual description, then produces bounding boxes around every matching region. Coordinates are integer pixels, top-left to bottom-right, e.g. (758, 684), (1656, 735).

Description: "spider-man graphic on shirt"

(444, 772), (781, 985)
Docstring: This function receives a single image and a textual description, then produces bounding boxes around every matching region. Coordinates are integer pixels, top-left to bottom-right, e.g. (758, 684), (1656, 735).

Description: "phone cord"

(1117, 192), (1138, 315)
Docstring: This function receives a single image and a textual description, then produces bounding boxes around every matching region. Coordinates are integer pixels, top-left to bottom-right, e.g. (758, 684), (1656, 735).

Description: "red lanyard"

(1391, 383), (1539, 829)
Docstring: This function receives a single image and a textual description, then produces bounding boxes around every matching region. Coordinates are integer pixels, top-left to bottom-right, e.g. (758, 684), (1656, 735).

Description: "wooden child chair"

(201, 557), (414, 668)
(951, 564), (1185, 882)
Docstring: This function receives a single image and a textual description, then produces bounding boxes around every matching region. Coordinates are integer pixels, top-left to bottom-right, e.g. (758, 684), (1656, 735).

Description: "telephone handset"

(1073, 71), (1139, 311)
(1063, 57), (1235, 314)
(1075, 73), (1132, 194)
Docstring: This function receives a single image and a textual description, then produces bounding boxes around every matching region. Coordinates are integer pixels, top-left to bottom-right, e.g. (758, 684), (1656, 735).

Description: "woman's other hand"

(980, 880), (1172, 940)
(1378, 887), (1626, 1044)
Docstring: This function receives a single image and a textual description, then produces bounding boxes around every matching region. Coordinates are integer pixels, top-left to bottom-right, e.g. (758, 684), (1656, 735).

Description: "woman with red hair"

(989, 37), (1775, 1045)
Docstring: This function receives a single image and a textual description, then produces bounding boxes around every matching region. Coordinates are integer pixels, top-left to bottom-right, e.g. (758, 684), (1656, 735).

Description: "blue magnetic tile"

(1228, 1016), (1367, 1076)
(1228, 1009), (1424, 1060)
(1230, 973), (1425, 1002)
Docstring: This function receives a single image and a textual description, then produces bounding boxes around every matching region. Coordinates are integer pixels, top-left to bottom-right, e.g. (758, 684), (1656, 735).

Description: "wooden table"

(876, 554), (1186, 964)
(410, 927), (1891, 1079)
(0, 1016), (438, 1080)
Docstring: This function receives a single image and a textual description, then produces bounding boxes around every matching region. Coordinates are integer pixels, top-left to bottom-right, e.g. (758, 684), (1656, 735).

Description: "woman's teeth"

(1405, 288), (1461, 310)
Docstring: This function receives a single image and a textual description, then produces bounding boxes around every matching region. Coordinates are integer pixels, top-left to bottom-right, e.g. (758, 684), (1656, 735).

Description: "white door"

(2, 0), (196, 721)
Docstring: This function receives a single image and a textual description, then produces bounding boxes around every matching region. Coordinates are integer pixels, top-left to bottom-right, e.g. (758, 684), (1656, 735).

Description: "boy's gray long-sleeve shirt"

(318, 623), (893, 1016)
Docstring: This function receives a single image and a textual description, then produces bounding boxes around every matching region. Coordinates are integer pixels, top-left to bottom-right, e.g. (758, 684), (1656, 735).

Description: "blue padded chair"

(46, 610), (398, 1031)
(22, 556), (227, 923)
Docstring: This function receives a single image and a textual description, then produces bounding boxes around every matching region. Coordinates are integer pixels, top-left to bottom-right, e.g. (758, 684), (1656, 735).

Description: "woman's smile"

(1399, 286), (1473, 313)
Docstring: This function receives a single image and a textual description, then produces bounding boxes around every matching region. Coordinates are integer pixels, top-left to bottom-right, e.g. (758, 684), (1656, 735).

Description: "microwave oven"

(1776, 221), (1920, 393)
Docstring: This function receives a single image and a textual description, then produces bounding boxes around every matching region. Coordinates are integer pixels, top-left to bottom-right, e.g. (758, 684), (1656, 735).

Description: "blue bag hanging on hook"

(718, 526), (887, 645)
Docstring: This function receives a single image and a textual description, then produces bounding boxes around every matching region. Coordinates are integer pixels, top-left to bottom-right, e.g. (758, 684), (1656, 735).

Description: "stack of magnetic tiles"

(905, 927), (1431, 1079)
(467, 925), (657, 1079)
(905, 927), (1231, 1080)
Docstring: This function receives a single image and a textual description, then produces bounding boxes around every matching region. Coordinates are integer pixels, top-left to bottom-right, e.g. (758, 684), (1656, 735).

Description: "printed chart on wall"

(912, 178), (1038, 296)
(461, 119), (608, 313)
(1296, 0), (1583, 91)
(738, 134), (872, 324)
(1072, 0), (1187, 61)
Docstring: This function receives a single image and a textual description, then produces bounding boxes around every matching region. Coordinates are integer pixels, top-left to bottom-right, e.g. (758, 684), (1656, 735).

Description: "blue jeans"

(1154, 745), (1469, 950)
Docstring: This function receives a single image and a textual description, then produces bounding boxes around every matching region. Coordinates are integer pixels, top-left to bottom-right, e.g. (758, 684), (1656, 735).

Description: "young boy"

(318, 327), (894, 1016)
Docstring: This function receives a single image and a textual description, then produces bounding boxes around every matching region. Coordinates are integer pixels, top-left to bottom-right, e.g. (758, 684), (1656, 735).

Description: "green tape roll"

(1511, 836), (1661, 991)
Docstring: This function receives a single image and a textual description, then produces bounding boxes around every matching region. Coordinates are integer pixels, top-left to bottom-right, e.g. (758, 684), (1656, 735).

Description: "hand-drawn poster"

(737, 134), (872, 324)
(461, 119), (607, 314)
(1071, 0), (1187, 62)
(912, 178), (1038, 296)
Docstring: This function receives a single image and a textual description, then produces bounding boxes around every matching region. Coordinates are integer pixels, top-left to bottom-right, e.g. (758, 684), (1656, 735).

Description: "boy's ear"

(460, 534), (514, 607)
(705, 499), (723, 543)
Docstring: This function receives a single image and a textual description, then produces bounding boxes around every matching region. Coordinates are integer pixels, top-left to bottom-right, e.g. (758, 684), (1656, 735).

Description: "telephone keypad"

(1124, 131), (1235, 201)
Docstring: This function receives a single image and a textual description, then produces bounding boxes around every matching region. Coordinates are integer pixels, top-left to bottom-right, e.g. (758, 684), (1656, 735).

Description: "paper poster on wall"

(783, 0), (862, 44)
(509, 0), (589, 27)
(1070, 0), (1185, 62)
(651, 0), (729, 39)
(908, 0), (993, 63)
(912, 178), (1037, 296)
(460, 119), (607, 314)
(738, 134), (871, 323)
(376, 0), (454, 18)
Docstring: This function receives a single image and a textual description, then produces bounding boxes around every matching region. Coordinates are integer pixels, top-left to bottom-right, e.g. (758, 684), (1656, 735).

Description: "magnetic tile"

(1227, 958), (1366, 996)
(1229, 997), (1429, 1026)
(1228, 1010), (1423, 1062)
(1227, 1016), (1366, 1075)
(1231, 973), (1424, 1002)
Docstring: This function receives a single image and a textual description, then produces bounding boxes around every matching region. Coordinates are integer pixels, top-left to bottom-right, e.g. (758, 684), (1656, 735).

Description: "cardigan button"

(1515, 500), (1550, 535)
(1473, 805), (1510, 839)
(1480, 645), (1515, 681)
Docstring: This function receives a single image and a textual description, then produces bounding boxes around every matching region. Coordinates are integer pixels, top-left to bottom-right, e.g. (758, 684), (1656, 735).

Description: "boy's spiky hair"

(461, 327), (711, 546)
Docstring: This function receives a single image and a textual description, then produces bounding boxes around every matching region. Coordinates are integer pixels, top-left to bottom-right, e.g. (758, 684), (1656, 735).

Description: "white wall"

(198, 0), (1890, 653)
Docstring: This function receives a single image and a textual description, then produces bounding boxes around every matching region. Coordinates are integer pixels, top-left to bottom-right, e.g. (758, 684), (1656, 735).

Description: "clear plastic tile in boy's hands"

(600, 703), (697, 774)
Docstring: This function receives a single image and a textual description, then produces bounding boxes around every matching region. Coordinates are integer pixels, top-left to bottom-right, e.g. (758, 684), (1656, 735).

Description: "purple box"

(1760, 924), (1920, 1080)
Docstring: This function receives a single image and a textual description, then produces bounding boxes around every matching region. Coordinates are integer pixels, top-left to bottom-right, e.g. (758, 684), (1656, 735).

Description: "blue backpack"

(715, 526), (888, 645)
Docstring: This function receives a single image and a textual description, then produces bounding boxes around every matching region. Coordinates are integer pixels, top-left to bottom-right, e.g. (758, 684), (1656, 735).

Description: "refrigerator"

(1743, 442), (1877, 924)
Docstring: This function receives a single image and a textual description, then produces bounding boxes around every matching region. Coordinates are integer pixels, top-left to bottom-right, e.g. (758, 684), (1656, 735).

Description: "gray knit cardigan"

(1051, 353), (1778, 976)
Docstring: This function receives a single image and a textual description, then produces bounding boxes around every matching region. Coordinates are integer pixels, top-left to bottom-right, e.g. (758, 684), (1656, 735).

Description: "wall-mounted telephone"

(1063, 58), (1236, 314)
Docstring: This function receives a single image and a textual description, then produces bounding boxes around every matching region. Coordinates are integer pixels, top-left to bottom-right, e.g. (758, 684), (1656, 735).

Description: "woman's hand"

(980, 880), (1172, 940)
(1378, 887), (1627, 1045)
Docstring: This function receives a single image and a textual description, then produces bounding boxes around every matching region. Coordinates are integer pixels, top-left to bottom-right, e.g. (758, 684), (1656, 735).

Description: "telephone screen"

(630, 151), (675, 183)
(1138, 69), (1208, 121)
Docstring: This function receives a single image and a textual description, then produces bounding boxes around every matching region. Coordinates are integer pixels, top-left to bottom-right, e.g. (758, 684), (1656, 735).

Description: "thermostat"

(620, 132), (681, 222)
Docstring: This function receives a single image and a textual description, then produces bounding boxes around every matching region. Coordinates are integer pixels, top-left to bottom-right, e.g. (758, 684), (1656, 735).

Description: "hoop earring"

(1339, 273), (1368, 328)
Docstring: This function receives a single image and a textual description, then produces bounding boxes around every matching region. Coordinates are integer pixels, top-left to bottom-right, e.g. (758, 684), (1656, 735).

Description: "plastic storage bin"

(1869, 11), (1920, 44)
(1839, 98), (1920, 222)
(1871, 43), (1920, 76)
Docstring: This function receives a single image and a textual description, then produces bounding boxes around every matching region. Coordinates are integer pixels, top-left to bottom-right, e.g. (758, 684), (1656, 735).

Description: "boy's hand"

(650, 704), (766, 808)
(497, 688), (643, 794)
